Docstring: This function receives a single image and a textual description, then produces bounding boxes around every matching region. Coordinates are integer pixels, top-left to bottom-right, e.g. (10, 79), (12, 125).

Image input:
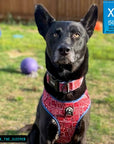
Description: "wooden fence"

(0, 0), (103, 21)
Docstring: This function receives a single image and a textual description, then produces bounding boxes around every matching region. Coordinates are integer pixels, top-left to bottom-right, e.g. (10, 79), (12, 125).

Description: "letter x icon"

(108, 8), (114, 17)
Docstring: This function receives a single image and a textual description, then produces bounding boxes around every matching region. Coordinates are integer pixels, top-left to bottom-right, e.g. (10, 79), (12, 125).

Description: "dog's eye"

(71, 33), (80, 39)
(53, 33), (58, 38)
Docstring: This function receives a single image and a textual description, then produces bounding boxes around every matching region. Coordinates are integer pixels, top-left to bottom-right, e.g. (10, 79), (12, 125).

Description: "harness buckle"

(60, 82), (70, 94)
(47, 73), (59, 92)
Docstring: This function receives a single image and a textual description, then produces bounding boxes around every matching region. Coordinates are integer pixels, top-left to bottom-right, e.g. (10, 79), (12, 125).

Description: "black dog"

(27, 4), (98, 144)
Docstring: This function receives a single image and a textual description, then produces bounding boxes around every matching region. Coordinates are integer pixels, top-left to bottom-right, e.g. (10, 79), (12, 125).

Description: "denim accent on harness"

(41, 89), (91, 144)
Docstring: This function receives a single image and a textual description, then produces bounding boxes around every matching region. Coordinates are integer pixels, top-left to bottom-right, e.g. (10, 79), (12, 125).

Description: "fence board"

(35, 0), (57, 18)
(57, 0), (68, 20)
(0, 0), (103, 21)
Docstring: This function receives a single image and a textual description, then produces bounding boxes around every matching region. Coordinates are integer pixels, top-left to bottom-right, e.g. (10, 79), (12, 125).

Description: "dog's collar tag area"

(46, 72), (84, 93)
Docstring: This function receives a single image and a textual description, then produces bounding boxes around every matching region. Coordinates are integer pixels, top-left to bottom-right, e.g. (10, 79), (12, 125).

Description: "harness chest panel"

(42, 89), (91, 144)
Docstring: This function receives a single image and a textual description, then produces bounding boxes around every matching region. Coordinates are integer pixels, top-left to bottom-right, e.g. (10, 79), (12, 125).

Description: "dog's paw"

(47, 140), (51, 144)
(47, 119), (59, 143)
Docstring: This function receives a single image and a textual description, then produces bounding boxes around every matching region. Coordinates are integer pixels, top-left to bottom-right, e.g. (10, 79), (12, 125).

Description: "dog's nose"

(58, 46), (70, 56)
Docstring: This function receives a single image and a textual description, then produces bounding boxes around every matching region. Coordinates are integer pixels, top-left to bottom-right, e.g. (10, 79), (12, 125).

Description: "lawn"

(0, 23), (114, 144)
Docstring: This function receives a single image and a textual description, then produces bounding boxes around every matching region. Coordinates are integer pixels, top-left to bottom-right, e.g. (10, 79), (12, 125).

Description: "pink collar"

(46, 72), (84, 93)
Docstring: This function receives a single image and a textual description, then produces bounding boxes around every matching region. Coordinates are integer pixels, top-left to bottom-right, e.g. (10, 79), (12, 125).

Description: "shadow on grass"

(21, 88), (37, 92)
(92, 99), (106, 104)
(92, 98), (114, 110)
(0, 124), (32, 135)
(0, 130), (19, 135)
(0, 68), (21, 74)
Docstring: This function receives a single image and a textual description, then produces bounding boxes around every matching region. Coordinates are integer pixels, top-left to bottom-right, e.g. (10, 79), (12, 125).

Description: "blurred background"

(0, 0), (103, 22)
(0, 0), (113, 144)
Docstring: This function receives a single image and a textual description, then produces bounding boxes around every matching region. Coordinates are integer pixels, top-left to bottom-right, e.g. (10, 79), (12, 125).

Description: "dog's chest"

(42, 89), (91, 143)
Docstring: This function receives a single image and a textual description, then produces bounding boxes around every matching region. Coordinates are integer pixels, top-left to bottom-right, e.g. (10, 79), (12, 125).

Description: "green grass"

(0, 23), (113, 144)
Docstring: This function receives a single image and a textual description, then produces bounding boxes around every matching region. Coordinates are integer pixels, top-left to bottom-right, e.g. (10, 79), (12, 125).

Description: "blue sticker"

(13, 34), (24, 38)
(103, 0), (114, 33)
(0, 30), (1, 37)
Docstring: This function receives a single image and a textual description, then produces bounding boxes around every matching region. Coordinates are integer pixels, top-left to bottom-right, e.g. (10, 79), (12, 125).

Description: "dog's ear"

(80, 4), (98, 37)
(35, 5), (55, 37)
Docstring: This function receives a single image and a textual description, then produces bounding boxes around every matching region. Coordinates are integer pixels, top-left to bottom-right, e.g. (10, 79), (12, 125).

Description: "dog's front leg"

(47, 119), (59, 144)
(72, 118), (88, 144)
(27, 124), (39, 144)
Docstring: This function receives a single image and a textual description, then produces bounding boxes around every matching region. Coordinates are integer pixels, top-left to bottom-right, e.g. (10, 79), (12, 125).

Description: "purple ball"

(21, 58), (38, 74)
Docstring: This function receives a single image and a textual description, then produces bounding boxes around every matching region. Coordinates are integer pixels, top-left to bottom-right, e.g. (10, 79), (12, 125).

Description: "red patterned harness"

(42, 89), (91, 144)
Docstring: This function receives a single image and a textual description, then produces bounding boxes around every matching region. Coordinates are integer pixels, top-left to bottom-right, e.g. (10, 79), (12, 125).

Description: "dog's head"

(35, 5), (98, 72)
